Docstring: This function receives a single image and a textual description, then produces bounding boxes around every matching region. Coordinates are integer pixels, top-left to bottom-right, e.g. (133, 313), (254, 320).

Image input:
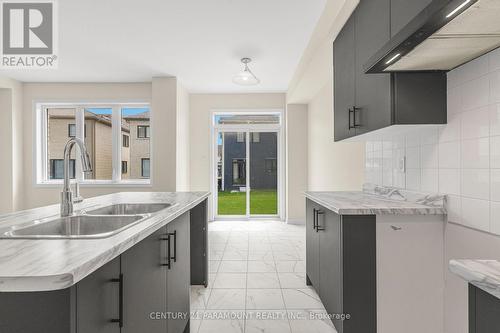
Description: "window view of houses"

(46, 107), (150, 180)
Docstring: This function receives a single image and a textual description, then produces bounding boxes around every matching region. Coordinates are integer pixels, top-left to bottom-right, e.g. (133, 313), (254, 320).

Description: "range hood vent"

(365, 0), (500, 73)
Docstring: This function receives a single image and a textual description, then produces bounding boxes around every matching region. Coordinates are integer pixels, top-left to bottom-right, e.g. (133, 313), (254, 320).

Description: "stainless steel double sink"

(1, 203), (175, 239)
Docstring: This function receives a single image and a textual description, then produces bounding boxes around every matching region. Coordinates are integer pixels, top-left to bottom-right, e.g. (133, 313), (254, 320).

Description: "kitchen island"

(0, 191), (209, 333)
(305, 184), (446, 333)
(450, 259), (500, 333)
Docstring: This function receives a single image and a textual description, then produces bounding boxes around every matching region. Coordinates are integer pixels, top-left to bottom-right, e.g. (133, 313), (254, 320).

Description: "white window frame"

(34, 101), (152, 187)
(210, 109), (285, 221)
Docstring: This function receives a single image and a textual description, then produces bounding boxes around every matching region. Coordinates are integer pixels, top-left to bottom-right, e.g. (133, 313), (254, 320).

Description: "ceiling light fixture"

(385, 53), (401, 65)
(446, 0), (471, 18)
(233, 58), (260, 86)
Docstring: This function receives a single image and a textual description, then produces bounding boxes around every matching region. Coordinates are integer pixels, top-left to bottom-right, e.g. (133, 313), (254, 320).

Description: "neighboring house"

(221, 132), (277, 192)
(47, 109), (150, 180)
(123, 111), (151, 179)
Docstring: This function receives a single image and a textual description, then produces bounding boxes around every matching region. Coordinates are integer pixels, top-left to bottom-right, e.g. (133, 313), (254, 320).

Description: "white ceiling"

(1, 0), (326, 93)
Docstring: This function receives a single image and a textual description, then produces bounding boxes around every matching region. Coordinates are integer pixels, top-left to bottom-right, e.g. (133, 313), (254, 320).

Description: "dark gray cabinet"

(166, 213), (191, 333)
(354, 0), (391, 136)
(76, 257), (121, 333)
(121, 227), (168, 333)
(306, 200), (320, 287)
(333, 0), (447, 141)
(0, 200), (209, 333)
(333, 15), (356, 140)
(306, 198), (376, 333)
(469, 284), (500, 333)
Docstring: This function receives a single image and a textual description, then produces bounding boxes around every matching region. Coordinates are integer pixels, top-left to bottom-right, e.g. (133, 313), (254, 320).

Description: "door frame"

(210, 109), (285, 221)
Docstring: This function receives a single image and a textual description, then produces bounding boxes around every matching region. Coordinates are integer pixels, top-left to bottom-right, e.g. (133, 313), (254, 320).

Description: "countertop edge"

(449, 259), (500, 300)
(0, 192), (210, 292)
(304, 192), (446, 215)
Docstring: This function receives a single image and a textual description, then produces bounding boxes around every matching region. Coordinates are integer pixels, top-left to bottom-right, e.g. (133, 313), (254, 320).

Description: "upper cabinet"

(333, 0), (447, 141)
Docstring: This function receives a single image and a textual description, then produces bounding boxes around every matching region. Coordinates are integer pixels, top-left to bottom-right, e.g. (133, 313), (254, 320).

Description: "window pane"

(50, 159), (75, 179)
(250, 132), (278, 215)
(218, 132), (247, 215)
(215, 114), (280, 125)
(84, 108), (114, 180)
(68, 124), (76, 137)
(141, 159), (150, 178)
(47, 108), (76, 181)
(123, 108), (150, 179)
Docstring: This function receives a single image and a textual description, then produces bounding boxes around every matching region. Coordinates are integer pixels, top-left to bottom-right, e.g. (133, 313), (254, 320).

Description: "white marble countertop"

(0, 192), (209, 292)
(449, 259), (500, 299)
(304, 190), (446, 215)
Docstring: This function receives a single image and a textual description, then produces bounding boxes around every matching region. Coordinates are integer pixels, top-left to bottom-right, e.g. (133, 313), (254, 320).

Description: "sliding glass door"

(249, 132), (278, 215)
(213, 113), (281, 219)
(217, 131), (247, 216)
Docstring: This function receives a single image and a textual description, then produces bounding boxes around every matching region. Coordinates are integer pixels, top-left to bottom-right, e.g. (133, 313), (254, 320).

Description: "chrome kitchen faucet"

(60, 138), (93, 217)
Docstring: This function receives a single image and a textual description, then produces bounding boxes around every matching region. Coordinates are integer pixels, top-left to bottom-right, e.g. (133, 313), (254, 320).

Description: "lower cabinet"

(166, 213), (191, 333)
(0, 203), (207, 333)
(306, 199), (376, 333)
(469, 284), (500, 333)
(76, 256), (121, 333)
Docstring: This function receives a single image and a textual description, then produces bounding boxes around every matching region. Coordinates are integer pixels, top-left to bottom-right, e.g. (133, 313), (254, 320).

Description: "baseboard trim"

(286, 218), (305, 225)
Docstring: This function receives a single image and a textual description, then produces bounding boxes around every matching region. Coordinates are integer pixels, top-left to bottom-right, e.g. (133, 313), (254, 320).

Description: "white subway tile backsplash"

(439, 141), (460, 169)
(447, 86), (462, 114)
(363, 48), (500, 236)
(439, 114), (461, 143)
(490, 70), (500, 104)
(462, 76), (489, 111)
(461, 107), (490, 139)
(406, 146), (420, 169)
(446, 195), (461, 223)
(490, 104), (500, 136)
(491, 169), (500, 201)
(461, 169), (490, 200)
(420, 128), (439, 146)
(462, 138), (490, 169)
(462, 198), (490, 232)
(406, 169), (421, 191)
(421, 169), (438, 193)
(490, 202), (500, 235)
(439, 169), (460, 196)
(490, 136), (500, 168)
(421, 144), (438, 169)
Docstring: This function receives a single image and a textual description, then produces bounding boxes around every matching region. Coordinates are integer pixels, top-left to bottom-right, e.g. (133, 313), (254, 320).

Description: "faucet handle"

(73, 182), (84, 203)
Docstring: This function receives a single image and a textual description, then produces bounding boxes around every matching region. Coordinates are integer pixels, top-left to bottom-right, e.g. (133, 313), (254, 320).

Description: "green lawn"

(218, 190), (277, 215)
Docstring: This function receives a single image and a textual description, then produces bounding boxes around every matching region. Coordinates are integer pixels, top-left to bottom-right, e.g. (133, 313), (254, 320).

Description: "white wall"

(363, 47), (500, 333)
(20, 80), (189, 209)
(286, 104), (308, 222)
(189, 93), (286, 218)
(176, 82), (190, 191)
(0, 77), (23, 214)
(307, 80), (365, 191)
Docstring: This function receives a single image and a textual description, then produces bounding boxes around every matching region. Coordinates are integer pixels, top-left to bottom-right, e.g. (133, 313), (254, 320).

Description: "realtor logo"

(0, 0), (57, 68)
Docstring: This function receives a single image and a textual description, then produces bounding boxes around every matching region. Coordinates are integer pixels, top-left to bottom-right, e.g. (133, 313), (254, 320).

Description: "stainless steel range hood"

(365, 0), (500, 73)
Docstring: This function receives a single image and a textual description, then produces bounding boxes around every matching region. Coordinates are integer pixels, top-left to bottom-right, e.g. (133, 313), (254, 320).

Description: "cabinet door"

(167, 212), (191, 333)
(121, 226), (168, 333)
(306, 199), (320, 289)
(354, 0), (392, 135)
(318, 209), (343, 333)
(470, 285), (500, 333)
(333, 14), (356, 141)
(390, 0), (433, 37)
(76, 256), (121, 333)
